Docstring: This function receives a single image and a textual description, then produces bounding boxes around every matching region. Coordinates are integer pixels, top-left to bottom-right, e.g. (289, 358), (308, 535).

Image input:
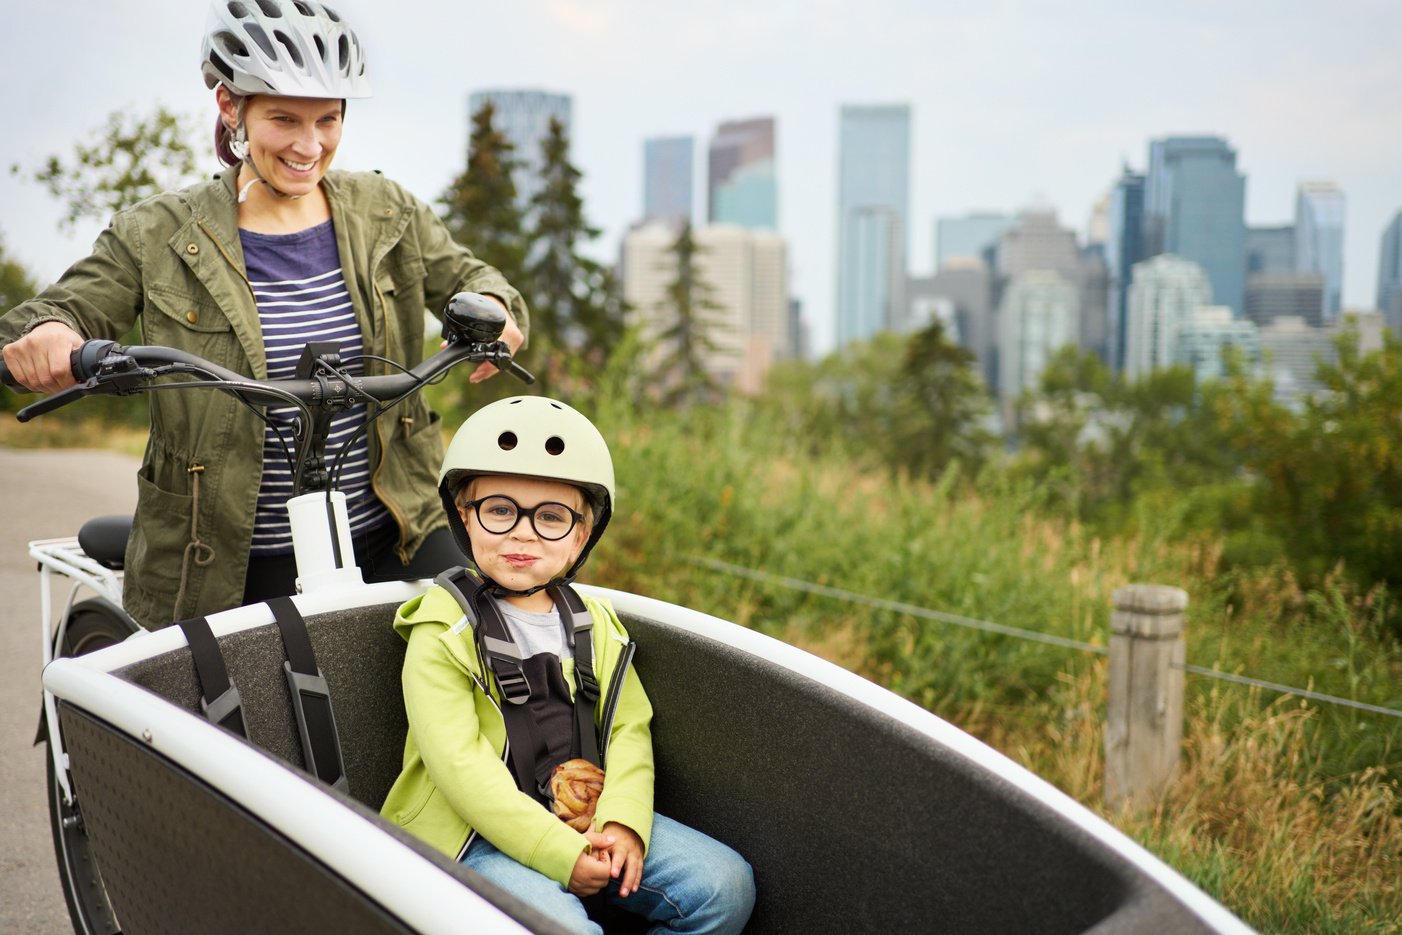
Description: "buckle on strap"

(201, 681), (245, 734)
(483, 635), (531, 705)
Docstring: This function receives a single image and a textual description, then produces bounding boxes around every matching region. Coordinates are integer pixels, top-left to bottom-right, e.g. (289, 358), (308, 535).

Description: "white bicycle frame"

(37, 488), (370, 808)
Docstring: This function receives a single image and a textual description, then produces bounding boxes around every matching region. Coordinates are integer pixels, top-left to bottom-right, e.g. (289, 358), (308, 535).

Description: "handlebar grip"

(0, 356), (16, 390)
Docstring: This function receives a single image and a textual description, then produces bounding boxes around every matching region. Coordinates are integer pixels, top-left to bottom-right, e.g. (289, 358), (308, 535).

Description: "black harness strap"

(435, 567), (604, 798)
(267, 597), (349, 793)
(550, 584), (602, 768)
(176, 616), (247, 738)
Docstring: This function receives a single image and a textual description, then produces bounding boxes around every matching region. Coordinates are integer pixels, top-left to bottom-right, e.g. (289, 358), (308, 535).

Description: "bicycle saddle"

(77, 515), (133, 570)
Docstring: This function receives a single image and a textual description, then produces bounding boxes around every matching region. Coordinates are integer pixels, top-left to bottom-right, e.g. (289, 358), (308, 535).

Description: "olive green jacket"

(381, 586), (655, 887)
(0, 165), (529, 628)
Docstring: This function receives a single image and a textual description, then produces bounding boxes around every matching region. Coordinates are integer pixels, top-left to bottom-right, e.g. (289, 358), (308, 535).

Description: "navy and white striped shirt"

(240, 220), (390, 555)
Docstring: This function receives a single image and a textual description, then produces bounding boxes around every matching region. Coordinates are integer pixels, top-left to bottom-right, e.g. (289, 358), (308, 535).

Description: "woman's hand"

(1, 321), (85, 393)
(567, 830), (615, 897)
(469, 296), (525, 384)
(600, 821), (645, 899)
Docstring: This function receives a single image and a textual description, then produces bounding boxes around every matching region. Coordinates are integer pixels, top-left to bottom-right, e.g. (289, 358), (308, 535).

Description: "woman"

(0, 1), (530, 628)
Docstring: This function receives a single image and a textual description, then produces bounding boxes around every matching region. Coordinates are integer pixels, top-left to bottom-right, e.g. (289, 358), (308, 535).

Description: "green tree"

(0, 232), (37, 314)
(439, 101), (527, 289)
(652, 222), (725, 407)
(524, 117), (628, 391)
(13, 106), (203, 229)
(1244, 330), (1402, 611)
(887, 320), (995, 477)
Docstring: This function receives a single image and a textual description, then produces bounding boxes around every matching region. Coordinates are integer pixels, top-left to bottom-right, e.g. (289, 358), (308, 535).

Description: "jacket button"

(186, 310), (199, 324)
(383, 208), (393, 217)
(186, 243), (200, 255)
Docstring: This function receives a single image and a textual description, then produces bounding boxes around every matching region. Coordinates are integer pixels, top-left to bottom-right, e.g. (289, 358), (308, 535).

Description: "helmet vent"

(292, 0), (314, 14)
(214, 30), (250, 59)
(227, 1), (250, 18)
(545, 436), (566, 456)
(254, 0), (284, 17)
(274, 30), (304, 67)
(207, 51), (235, 82)
(313, 34), (326, 61)
(497, 432), (518, 451)
(337, 34), (350, 70)
(321, 3), (341, 22)
(244, 22), (277, 58)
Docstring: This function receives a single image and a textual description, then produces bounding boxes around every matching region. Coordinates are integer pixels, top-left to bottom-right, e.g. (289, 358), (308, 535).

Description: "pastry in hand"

(549, 758), (605, 832)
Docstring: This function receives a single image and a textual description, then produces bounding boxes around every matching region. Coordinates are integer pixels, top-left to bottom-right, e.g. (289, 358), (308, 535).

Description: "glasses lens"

(531, 502), (577, 540)
(475, 496), (520, 534)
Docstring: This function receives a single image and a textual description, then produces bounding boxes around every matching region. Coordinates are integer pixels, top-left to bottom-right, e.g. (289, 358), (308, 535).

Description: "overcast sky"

(3, 0), (1399, 354)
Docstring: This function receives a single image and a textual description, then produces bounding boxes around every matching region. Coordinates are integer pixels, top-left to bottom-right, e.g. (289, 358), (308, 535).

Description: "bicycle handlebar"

(4, 291), (534, 422)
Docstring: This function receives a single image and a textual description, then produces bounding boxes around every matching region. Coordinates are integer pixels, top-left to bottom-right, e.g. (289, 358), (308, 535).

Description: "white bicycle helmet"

(201, 0), (371, 99)
(440, 396), (616, 582)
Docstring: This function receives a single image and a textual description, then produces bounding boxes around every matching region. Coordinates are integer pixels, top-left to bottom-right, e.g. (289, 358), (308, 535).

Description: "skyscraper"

(1246, 225), (1295, 275)
(1174, 306), (1259, 383)
(621, 221), (790, 394)
(1105, 168), (1146, 372)
(1124, 254), (1212, 378)
(467, 89), (571, 216)
(1144, 136), (1247, 316)
(1245, 272), (1325, 328)
(1380, 211), (1402, 331)
(836, 104), (910, 344)
(935, 212), (1011, 268)
(1294, 182), (1346, 321)
(643, 135), (693, 227)
(997, 270), (1078, 421)
(707, 117), (776, 230)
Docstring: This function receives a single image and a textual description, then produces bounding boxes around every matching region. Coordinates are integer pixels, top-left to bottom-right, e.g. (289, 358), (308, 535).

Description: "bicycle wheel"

(47, 599), (136, 935)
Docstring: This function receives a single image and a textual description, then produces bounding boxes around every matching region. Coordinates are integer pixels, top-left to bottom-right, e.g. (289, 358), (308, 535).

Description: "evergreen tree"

(889, 320), (995, 476)
(439, 101), (527, 289)
(524, 117), (627, 387)
(653, 222), (725, 407)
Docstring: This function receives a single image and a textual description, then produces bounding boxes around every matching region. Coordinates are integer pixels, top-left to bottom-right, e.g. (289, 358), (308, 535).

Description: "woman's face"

(228, 93), (344, 197)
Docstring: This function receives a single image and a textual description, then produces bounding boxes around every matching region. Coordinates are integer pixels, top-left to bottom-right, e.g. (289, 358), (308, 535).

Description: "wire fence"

(691, 556), (1402, 720)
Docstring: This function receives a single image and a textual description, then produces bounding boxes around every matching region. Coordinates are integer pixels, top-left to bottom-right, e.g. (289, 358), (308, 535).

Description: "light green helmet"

(439, 396), (615, 583)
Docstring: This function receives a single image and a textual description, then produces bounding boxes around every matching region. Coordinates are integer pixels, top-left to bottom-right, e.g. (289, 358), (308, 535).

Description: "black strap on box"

(177, 616), (248, 739)
(267, 596), (349, 793)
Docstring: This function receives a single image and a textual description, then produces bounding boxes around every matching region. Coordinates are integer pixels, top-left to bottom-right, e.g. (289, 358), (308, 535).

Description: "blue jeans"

(462, 814), (755, 935)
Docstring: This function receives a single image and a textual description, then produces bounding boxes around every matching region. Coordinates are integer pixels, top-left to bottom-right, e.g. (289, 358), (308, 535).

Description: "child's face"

(458, 474), (590, 607)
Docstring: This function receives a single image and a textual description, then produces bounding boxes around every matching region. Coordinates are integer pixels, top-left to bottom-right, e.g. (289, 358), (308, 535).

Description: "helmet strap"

(227, 113), (303, 205)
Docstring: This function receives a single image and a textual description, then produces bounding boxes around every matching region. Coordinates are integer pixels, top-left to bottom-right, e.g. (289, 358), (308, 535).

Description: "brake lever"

(16, 383), (96, 423)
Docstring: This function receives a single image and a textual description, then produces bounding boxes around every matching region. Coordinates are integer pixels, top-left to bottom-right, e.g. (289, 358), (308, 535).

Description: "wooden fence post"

(1105, 583), (1188, 812)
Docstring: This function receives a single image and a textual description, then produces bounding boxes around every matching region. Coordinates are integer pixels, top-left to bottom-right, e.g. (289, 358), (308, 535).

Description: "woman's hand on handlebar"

(2, 322), (85, 394)
(467, 297), (524, 385)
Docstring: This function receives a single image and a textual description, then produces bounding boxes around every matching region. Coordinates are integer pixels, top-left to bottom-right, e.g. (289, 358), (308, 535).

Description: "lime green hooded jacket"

(380, 585), (655, 887)
(0, 165), (528, 628)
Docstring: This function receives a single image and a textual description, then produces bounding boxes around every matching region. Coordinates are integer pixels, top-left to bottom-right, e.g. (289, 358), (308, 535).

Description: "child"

(381, 396), (755, 935)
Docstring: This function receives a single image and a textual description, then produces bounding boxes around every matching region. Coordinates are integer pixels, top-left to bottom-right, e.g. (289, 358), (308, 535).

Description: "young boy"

(381, 396), (755, 935)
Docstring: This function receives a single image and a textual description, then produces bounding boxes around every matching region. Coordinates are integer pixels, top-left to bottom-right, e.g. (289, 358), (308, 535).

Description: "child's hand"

(600, 822), (645, 898)
(567, 830), (614, 897)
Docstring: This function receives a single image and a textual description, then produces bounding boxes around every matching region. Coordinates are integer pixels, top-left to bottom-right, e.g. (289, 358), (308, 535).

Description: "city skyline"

(2, 1), (1399, 357)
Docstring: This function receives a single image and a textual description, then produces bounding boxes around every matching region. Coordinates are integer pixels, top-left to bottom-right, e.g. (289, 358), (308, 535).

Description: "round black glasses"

(460, 495), (583, 541)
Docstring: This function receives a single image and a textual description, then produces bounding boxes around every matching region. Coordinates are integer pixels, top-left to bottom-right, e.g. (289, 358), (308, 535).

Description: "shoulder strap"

(177, 616), (247, 738)
(549, 584), (601, 768)
(267, 597), (349, 793)
(435, 566), (547, 797)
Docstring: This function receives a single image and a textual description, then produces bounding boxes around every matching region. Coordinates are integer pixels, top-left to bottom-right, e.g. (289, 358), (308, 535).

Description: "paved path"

(0, 448), (140, 935)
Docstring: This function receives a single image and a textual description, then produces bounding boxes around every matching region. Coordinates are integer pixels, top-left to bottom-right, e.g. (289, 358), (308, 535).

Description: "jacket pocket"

(128, 467), (195, 596)
(146, 285), (233, 334)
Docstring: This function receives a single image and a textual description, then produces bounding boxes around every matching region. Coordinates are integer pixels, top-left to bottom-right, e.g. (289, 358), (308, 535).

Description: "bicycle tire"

(46, 599), (136, 935)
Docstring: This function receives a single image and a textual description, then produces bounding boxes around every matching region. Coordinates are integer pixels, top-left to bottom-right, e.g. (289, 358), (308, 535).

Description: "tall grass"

(584, 397), (1402, 934)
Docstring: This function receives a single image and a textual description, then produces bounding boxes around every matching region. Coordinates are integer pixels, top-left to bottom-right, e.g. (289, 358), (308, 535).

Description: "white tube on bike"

(287, 491), (365, 593)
